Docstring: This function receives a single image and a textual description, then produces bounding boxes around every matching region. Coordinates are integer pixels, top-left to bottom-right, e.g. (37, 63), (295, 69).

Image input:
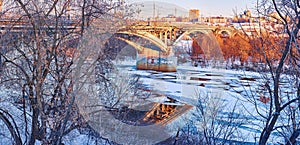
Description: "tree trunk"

(0, 112), (22, 145)
(173, 128), (180, 145)
(259, 114), (279, 145)
(287, 129), (300, 145)
(29, 107), (39, 145)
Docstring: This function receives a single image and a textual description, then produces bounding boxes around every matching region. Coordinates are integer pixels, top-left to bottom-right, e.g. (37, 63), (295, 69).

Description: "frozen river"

(115, 63), (297, 144)
(117, 63), (265, 103)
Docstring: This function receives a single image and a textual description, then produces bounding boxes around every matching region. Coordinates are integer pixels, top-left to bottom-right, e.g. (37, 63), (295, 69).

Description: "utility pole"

(152, 1), (156, 25)
(153, 2), (156, 21)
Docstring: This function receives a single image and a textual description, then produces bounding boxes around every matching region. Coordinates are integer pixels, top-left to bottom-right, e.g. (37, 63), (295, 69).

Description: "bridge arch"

(115, 31), (168, 52)
(219, 30), (230, 38)
(174, 29), (211, 45)
(104, 30), (176, 72)
(173, 29), (224, 61)
(104, 30), (170, 59)
(215, 29), (232, 38)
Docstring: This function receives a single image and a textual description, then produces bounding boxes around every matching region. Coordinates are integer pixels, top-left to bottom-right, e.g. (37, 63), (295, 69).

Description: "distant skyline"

(129, 0), (256, 17)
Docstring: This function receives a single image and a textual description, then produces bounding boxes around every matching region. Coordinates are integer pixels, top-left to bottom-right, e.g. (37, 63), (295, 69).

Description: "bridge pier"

(159, 31), (163, 40)
(164, 31), (168, 45)
(173, 29), (177, 40)
(169, 28), (172, 42)
(136, 47), (177, 72)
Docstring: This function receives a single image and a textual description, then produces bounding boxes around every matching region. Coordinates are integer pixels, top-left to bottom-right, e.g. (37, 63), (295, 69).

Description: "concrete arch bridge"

(106, 23), (237, 72)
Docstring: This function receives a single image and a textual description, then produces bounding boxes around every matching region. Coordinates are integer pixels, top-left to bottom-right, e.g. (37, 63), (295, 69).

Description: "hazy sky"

(129, 0), (256, 17)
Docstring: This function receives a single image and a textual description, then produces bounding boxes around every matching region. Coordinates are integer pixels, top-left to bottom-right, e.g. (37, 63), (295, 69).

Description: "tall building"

(189, 9), (200, 22)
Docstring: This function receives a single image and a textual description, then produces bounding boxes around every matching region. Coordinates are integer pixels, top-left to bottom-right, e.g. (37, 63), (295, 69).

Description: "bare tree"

(175, 91), (246, 145)
(243, 0), (300, 144)
(0, 0), (138, 144)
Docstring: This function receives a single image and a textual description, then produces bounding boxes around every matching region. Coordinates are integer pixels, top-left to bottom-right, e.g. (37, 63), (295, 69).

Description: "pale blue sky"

(129, 0), (256, 17)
